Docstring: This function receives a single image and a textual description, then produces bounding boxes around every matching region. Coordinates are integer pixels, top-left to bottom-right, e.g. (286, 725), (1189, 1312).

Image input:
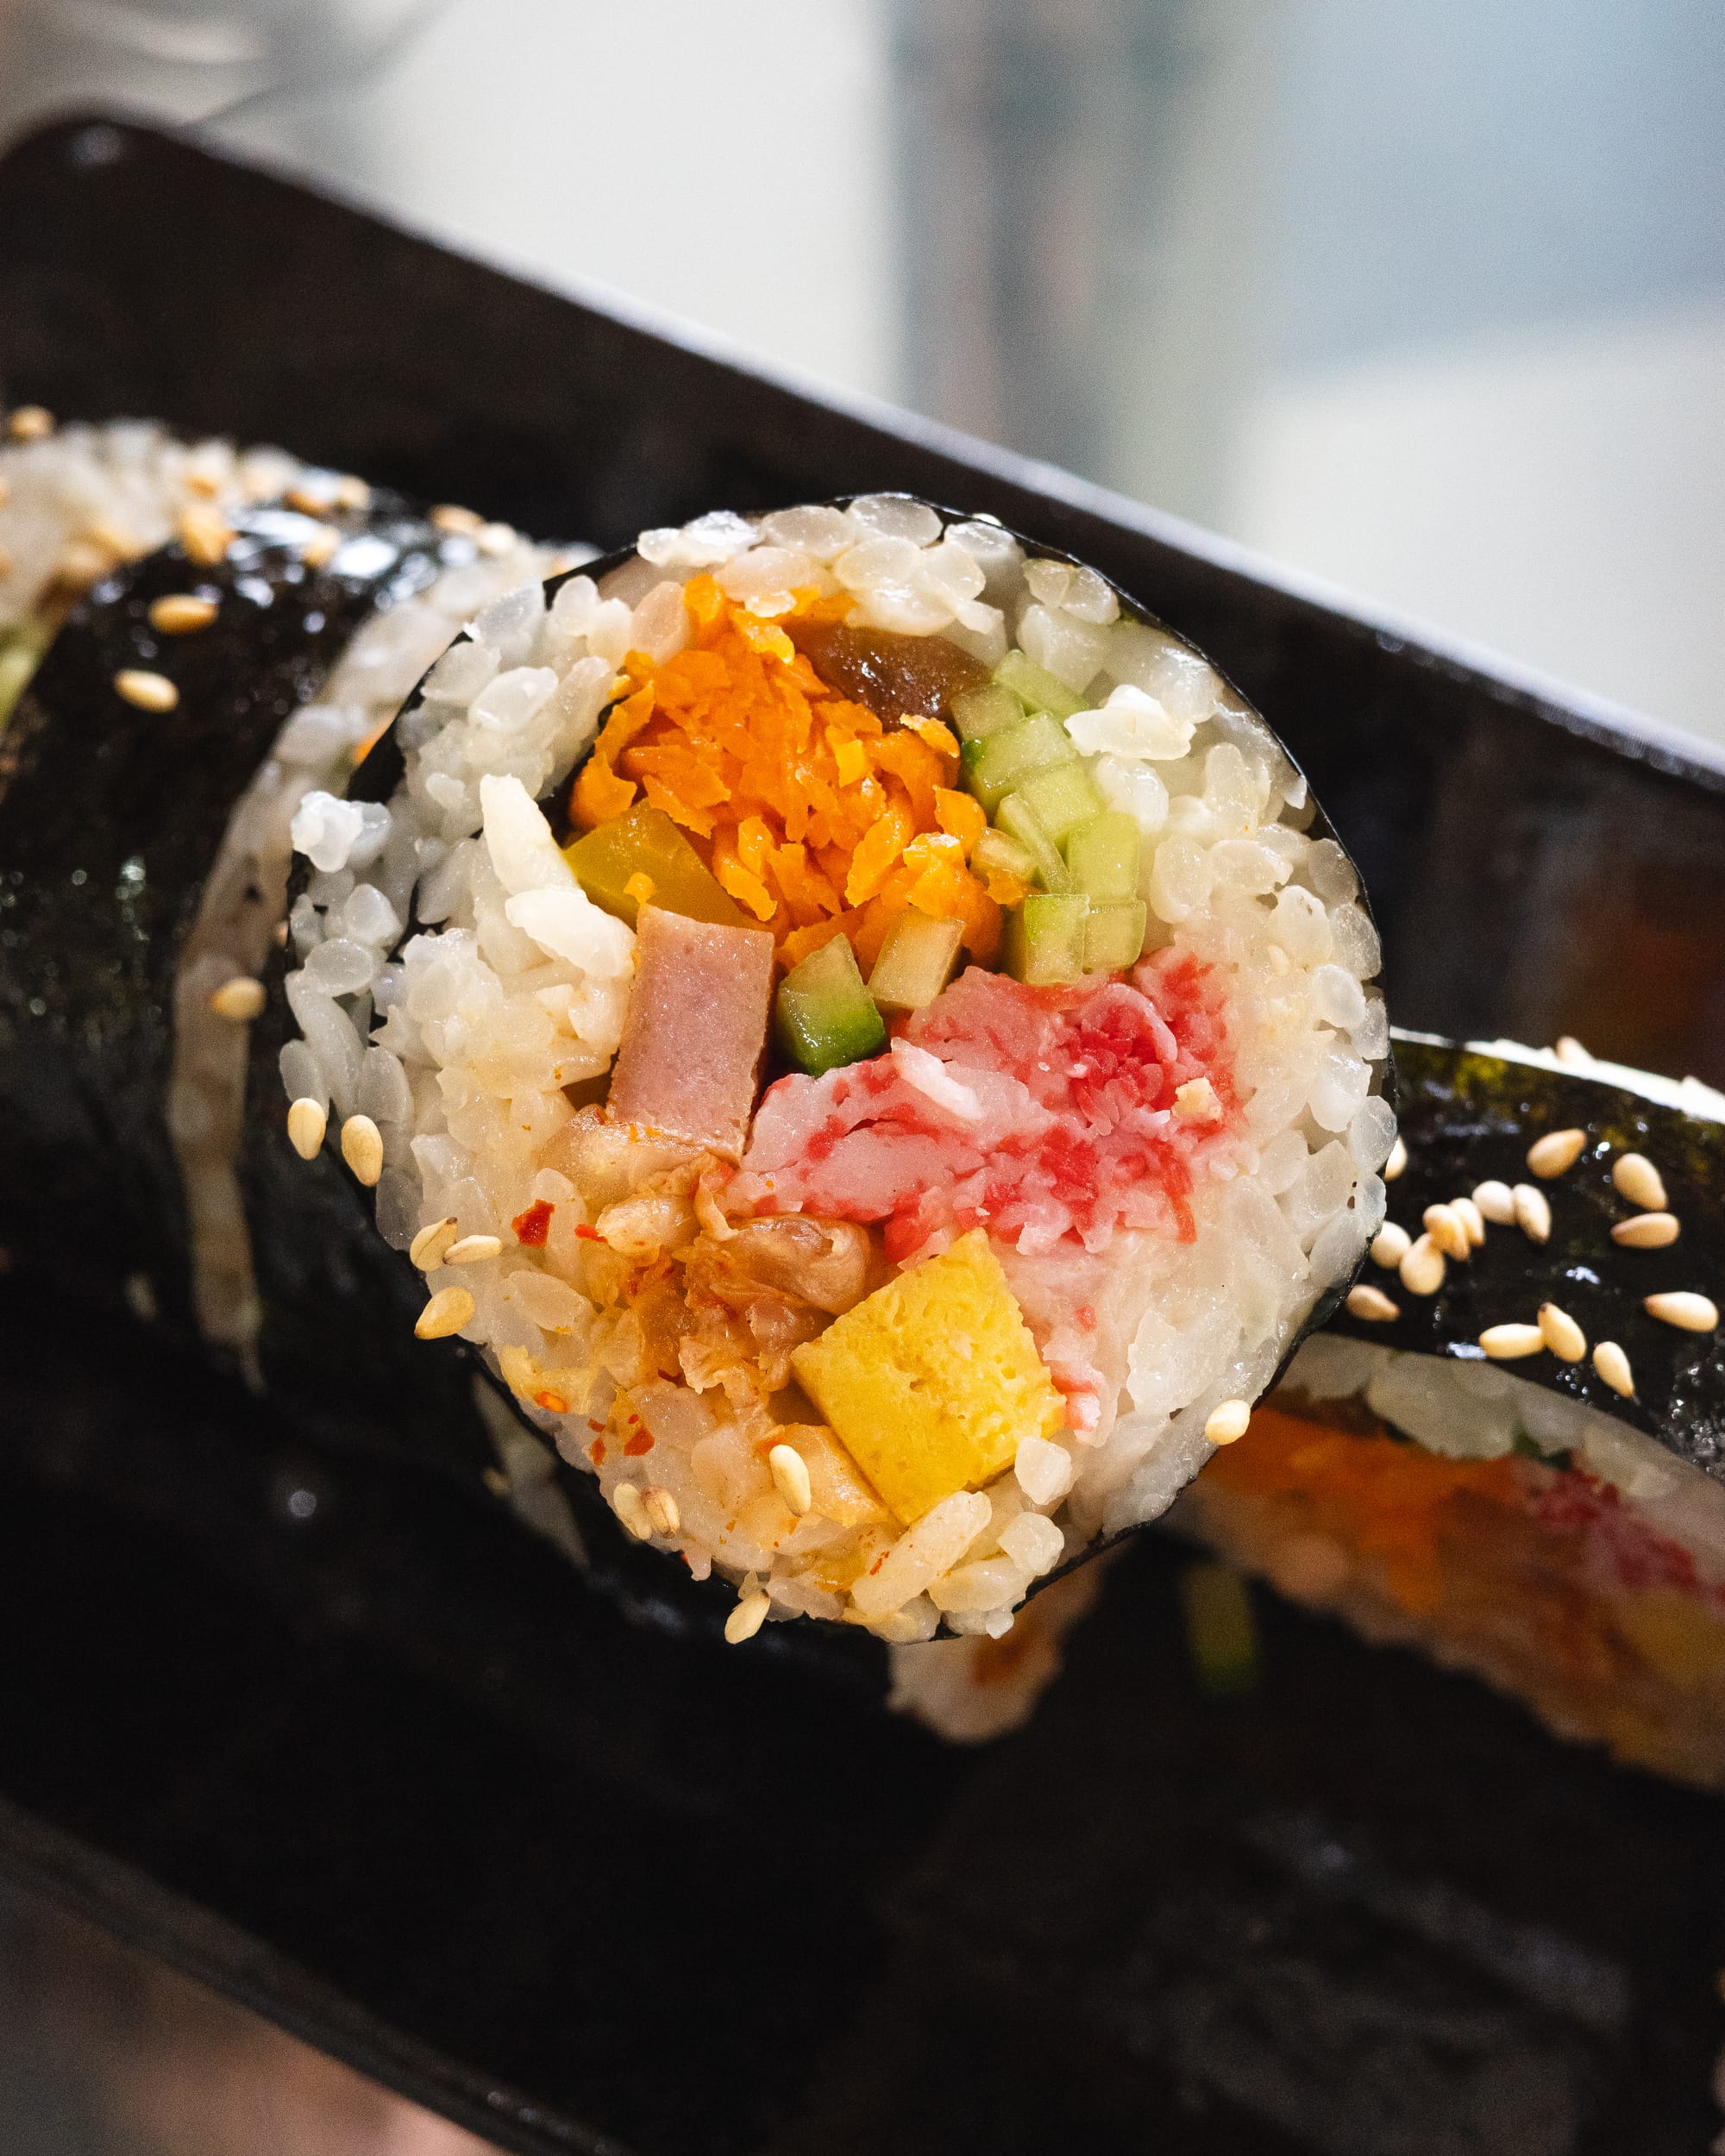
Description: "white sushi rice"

(0, 416), (305, 633)
(169, 522), (575, 1376)
(1278, 1330), (1725, 1584)
(281, 498), (1392, 1639)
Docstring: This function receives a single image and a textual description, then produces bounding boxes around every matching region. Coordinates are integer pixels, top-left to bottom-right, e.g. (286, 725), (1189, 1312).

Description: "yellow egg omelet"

(791, 1229), (1066, 1525)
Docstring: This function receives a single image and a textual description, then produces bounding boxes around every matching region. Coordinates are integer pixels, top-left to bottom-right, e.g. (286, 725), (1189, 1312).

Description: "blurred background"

(0, 0), (1722, 748)
(0, 3), (1722, 2148)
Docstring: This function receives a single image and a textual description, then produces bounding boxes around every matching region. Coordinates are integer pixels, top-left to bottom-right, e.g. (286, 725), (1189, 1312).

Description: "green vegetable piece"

(965, 713), (1076, 813)
(1013, 759), (1105, 846)
(995, 793), (1070, 893)
(775, 934), (888, 1075)
(1065, 809), (1141, 900)
(1005, 893), (1090, 986)
(1082, 897), (1147, 974)
(868, 911), (966, 1012)
(972, 826), (1038, 886)
(1179, 1559), (1259, 1699)
(563, 802), (748, 931)
(994, 649), (1086, 721)
(950, 683), (1026, 743)
(0, 617), (53, 734)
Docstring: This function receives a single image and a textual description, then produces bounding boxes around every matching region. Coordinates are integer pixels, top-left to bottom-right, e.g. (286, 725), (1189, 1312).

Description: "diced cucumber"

(950, 683), (1026, 743)
(1065, 809), (1141, 899)
(965, 713), (1076, 814)
(1013, 758), (1105, 846)
(1082, 898), (1147, 974)
(995, 793), (1070, 893)
(994, 649), (1086, 721)
(972, 826), (1039, 886)
(775, 935), (888, 1075)
(868, 911), (966, 1012)
(1005, 893), (1090, 986)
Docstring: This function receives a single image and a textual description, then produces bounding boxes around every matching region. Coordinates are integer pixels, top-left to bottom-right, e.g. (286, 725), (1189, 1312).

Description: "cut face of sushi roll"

(283, 497), (1393, 1641)
(1176, 1031), (1725, 1789)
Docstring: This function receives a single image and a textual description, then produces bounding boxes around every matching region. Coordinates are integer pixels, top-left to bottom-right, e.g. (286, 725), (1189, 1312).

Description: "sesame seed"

(1553, 1035), (1590, 1067)
(1645, 1291), (1719, 1333)
(409, 1216), (459, 1270)
(178, 501), (235, 567)
(207, 975), (265, 1023)
(415, 1284), (474, 1339)
(1204, 1399), (1251, 1445)
(148, 592), (218, 635)
(333, 475), (371, 511)
(84, 515), (142, 561)
(1399, 1233), (1446, 1297)
(444, 1232), (503, 1264)
(1451, 1195), (1486, 1247)
(476, 520), (518, 558)
(643, 1486), (681, 1537)
(1610, 1211), (1679, 1249)
(340, 1113), (384, 1186)
(1472, 1179), (1517, 1226)
(1422, 1202), (1471, 1262)
(1512, 1183), (1552, 1244)
(1537, 1301), (1586, 1362)
(1370, 1222), (1411, 1269)
(1593, 1340), (1635, 1397)
(1612, 1152), (1666, 1211)
(299, 523), (340, 568)
(7, 406), (53, 442)
(768, 1441), (814, 1514)
(285, 1097), (326, 1159)
(612, 1482), (653, 1541)
(114, 668), (179, 712)
(1384, 1136), (1408, 1181)
(724, 1589), (771, 1645)
(1481, 1322), (1546, 1360)
(1527, 1127), (1586, 1178)
(284, 482), (335, 517)
(431, 504), (484, 535)
(1347, 1283), (1401, 1322)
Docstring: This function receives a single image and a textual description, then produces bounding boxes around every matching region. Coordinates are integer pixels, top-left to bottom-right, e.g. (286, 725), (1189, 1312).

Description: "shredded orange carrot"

(570, 576), (998, 969)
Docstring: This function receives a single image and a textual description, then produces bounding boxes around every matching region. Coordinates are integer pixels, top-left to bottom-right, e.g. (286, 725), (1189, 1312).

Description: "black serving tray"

(1, 115), (1723, 2156)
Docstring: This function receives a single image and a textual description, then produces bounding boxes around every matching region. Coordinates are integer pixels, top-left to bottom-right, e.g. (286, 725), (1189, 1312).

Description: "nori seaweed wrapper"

(0, 490), (501, 1487)
(1330, 1031), (1725, 1481)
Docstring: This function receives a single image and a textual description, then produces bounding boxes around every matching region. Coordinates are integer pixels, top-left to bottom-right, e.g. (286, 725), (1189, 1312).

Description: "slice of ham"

(606, 906), (775, 1161)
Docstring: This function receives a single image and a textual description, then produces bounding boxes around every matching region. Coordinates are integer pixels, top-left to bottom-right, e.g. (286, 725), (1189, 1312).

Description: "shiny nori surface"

(0, 492), (501, 1485)
(1332, 1032), (1725, 1477)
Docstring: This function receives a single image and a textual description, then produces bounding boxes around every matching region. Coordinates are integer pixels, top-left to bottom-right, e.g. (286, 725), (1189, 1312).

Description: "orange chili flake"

(534, 1388), (571, 1414)
(512, 1200), (555, 1245)
(574, 1222), (603, 1242)
(623, 1429), (655, 1456)
(589, 1437), (607, 1465)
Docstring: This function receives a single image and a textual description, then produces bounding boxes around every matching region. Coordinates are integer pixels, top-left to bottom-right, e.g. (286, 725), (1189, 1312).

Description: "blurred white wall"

(0, 0), (1720, 746)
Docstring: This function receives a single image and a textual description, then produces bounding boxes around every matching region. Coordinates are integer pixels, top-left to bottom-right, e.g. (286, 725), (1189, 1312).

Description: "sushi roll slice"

(283, 496), (1394, 1642)
(1178, 1031), (1725, 1789)
(0, 419), (575, 1461)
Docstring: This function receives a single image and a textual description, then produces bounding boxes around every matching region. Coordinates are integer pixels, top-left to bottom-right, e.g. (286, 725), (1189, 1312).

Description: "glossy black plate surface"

(1, 116), (1723, 2155)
